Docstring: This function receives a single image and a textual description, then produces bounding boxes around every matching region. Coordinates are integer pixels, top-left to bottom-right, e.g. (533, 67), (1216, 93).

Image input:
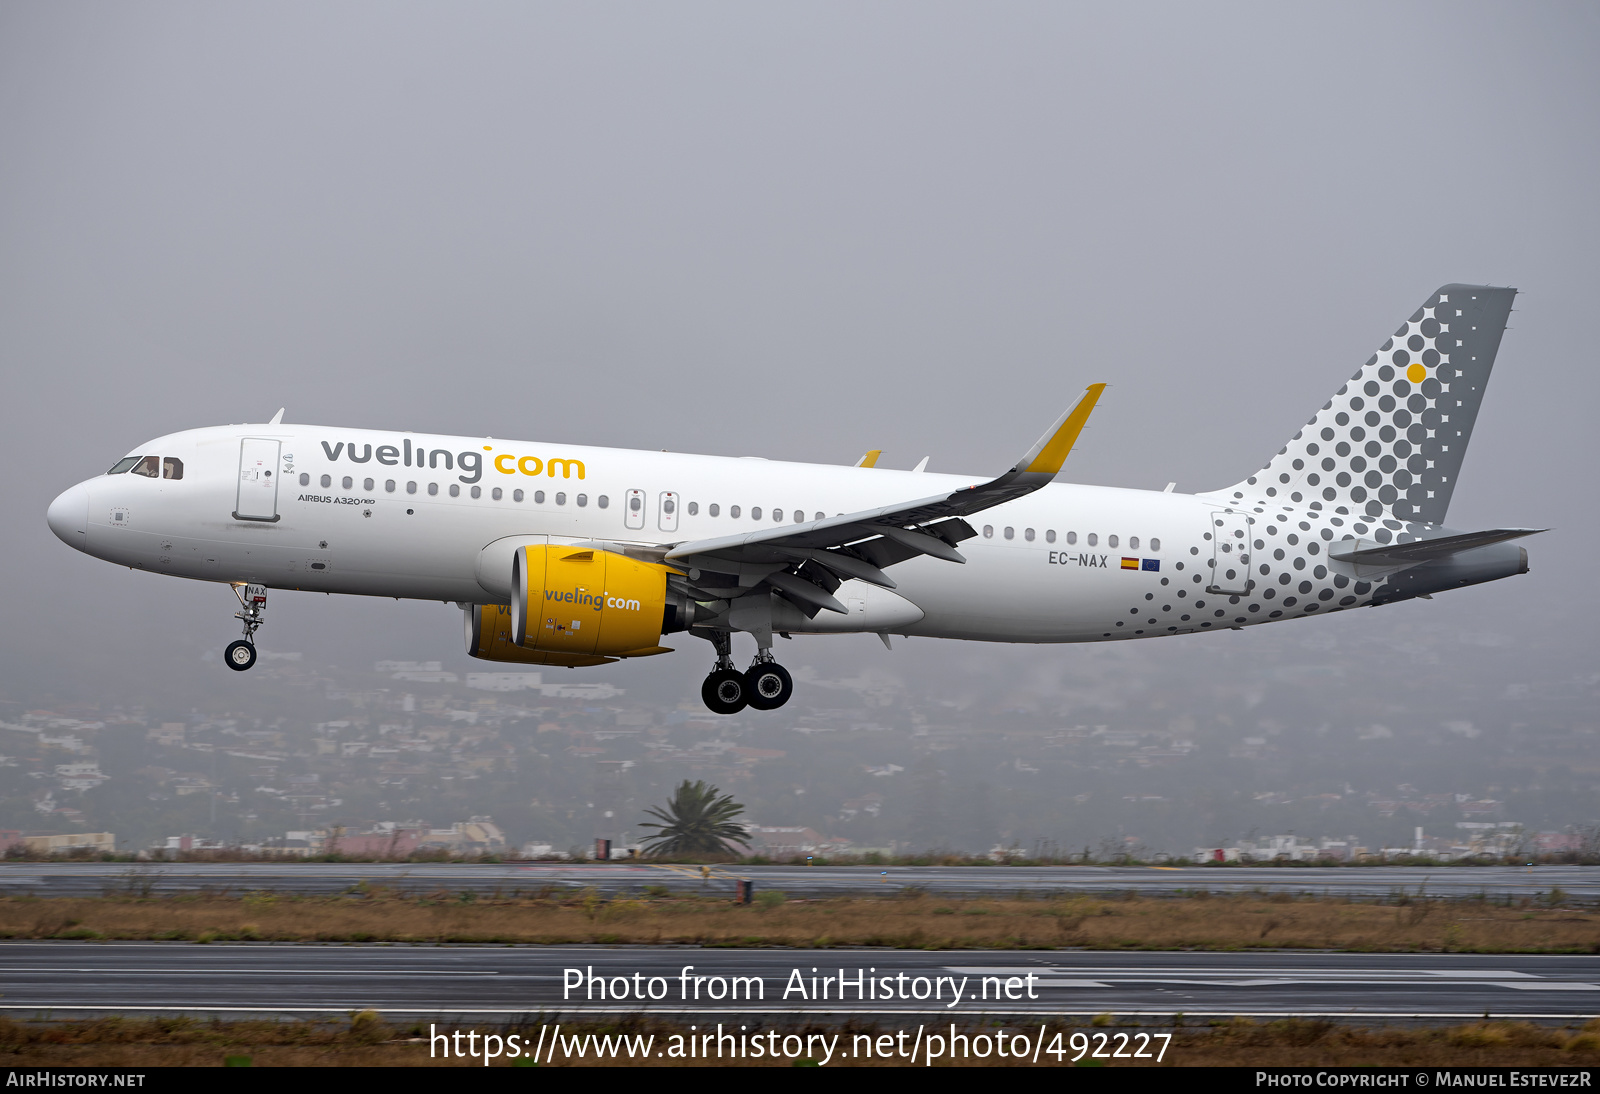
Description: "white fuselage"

(48, 423), (1378, 644)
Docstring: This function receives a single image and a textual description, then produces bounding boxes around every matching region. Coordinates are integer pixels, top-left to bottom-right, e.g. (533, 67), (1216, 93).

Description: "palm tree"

(639, 780), (749, 858)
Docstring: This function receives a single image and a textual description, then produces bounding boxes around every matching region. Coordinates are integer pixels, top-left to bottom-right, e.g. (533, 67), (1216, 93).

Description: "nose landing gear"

(225, 583), (267, 672)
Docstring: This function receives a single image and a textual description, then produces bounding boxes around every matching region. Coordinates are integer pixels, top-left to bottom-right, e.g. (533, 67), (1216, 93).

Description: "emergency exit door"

(234, 438), (281, 522)
(1207, 508), (1253, 595)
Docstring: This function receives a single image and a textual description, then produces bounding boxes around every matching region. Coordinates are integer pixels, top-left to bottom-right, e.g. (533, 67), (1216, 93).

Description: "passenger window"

(449, 484), (459, 497)
(1024, 528), (1035, 542)
(1004, 526), (1014, 540)
(107, 457), (140, 475)
(300, 473), (311, 486)
(663, 497), (675, 515)
(1066, 531), (1077, 545)
(687, 502), (699, 516)
(470, 486), (481, 499)
(555, 492), (566, 505)
(772, 509), (783, 522)
(321, 474), (332, 488)
(751, 507), (762, 520)
(1087, 533), (1097, 546)
(534, 490), (545, 503)
(814, 511), (824, 521)
(385, 480), (396, 492)
(730, 505), (740, 518)
(1108, 534), (1119, 548)
(629, 495), (642, 512)
(132, 456), (160, 478)
(162, 458), (184, 480)
(983, 525), (993, 538)
(1129, 536), (1139, 550)
(576, 494), (587, 507)
(1150, 537), (1161, 551)
(1046, 529), (1056, 543)
(796, 512), (805, 523)
(709, 503), (720, 517)
(597, 495), (609, 508)
(490, 487), (501, 500)
(513, 489), (524, 502)
(428, 483), (439, 496)
(342, 476), (353, 490)
(407, 482), (417, 494)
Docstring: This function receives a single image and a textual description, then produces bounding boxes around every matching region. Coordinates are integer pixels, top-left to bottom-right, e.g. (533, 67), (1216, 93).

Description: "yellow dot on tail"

(1406, 362), (1426, 384)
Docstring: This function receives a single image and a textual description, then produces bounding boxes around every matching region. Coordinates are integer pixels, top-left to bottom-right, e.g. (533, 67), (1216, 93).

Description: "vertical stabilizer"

(1215, 285), (1515, 525)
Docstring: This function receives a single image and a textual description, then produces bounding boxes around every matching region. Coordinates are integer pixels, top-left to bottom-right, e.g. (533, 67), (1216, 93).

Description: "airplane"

(46, 284), (1540, 714)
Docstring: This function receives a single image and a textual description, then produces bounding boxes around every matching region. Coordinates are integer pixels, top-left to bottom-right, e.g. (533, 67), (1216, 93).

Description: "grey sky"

(2, 3), (1596, 705)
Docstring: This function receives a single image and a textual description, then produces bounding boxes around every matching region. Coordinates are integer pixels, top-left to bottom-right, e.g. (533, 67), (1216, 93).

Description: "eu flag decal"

(1141, 558), (1160, 572)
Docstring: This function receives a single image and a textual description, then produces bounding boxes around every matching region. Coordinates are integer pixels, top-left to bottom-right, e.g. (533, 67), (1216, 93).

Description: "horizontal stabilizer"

(1331, 527), (1545, 567)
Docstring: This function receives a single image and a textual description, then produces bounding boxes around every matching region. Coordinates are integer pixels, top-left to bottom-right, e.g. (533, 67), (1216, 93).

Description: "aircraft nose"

(47, 481), (89, 548)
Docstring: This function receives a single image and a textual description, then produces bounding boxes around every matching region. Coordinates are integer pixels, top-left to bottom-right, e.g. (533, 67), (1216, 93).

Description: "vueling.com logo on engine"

(545, 589), (643, 612)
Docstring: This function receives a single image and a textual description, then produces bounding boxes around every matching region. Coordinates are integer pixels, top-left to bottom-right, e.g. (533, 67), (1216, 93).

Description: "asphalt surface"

(1, 862), (1593, 900)
(0, 943), (1595, 1020)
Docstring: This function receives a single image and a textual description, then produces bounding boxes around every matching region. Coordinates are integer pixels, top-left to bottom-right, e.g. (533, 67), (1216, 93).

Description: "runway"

(1, 943), (1596, 1020)
(1, 861), (1592, 901)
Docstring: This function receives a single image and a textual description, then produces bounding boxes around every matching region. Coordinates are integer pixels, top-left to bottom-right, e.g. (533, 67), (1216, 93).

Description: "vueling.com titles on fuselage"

(316, 440), (586, 485)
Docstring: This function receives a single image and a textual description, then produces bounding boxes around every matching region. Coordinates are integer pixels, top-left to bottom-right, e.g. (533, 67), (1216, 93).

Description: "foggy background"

(2, 3), (1596, 854)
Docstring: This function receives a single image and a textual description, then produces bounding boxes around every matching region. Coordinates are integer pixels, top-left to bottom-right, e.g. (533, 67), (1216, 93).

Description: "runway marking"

(1, 1005), (1596, 1020)
(0, 968), (498, 976)
(946, 966), (1542, 978)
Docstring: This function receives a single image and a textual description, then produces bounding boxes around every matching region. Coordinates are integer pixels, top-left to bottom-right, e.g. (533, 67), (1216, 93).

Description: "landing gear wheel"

(702, 668), (748, 715)
(744, 662), (793, 710)
(225, 640), (257, 672)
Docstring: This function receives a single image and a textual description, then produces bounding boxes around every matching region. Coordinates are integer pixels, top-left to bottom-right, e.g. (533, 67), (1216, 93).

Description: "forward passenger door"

(234, 438), (281, 522)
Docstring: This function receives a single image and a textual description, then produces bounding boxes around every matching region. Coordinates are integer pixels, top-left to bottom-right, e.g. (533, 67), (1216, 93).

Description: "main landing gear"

(699, 632), (795, 714)
(225, 583), (267, 672)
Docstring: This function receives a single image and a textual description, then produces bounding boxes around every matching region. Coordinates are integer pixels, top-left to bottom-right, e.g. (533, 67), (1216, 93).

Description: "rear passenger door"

(1206, 508), (1253, 595)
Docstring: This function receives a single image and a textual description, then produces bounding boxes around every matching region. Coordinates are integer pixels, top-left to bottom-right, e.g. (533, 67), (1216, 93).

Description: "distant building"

(24, 832), (115, 854)
(744, 825), (849, 858)
(466, 672), (544, 692)
(147, 723), (186, 746)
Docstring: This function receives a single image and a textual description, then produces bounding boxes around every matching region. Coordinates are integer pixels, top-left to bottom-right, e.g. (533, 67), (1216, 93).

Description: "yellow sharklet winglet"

(1017, 383), (1106, 475)
(854, 449), (882, 468)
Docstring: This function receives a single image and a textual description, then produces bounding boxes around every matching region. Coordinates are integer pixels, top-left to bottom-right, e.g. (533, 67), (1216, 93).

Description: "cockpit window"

(162, 457), (183, 480)
(107, 457), (140, 475)
(130, 456), (161, 478)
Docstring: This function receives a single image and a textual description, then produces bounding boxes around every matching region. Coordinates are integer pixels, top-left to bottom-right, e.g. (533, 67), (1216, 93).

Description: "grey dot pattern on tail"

(1148, 285), (1520, 640)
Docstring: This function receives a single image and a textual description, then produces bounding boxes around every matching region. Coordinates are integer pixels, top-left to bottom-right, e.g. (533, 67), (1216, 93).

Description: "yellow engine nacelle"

(463, 545), (684, 667)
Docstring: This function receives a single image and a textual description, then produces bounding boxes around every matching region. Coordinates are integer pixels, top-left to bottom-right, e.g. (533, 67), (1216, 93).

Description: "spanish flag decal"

(1120, 557), (1139, 570)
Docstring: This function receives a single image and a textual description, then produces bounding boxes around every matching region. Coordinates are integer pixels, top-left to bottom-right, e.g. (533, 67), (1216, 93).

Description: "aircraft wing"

(1329, 527), (1546, 568)
(664, 385), (1105, 610)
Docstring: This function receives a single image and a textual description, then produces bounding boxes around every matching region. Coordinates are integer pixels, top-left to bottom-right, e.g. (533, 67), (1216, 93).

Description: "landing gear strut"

(697, 630), (794, 713)
(225, 583), (267, 672)
(700, 630), (747, 714)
